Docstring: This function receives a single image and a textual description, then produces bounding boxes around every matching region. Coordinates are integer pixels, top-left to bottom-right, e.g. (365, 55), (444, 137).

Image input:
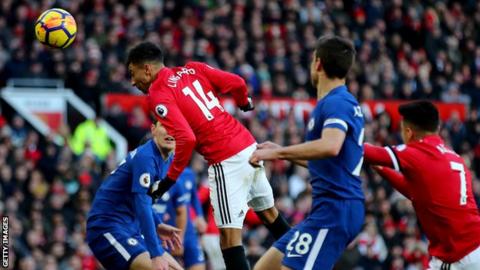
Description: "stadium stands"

(1, 1), (480, 269)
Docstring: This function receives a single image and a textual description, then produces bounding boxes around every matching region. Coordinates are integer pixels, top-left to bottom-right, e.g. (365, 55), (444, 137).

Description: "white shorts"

(429, 245), (480, 270)
(208, 143), (275, 229)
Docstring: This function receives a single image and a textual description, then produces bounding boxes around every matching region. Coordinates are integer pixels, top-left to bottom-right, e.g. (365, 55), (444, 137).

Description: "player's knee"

(129, 252), (152, 270)
(219, 228), (242, 249)
(255, 207), (278, 224)
(253, 248), (284, 270)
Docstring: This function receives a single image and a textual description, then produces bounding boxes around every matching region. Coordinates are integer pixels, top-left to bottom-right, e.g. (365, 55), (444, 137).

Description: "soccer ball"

(35, 8), (77, 49)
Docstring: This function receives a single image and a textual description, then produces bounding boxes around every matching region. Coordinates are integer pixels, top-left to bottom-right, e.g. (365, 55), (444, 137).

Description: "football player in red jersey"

(126, 42), (290, 270)
(364, 100), (480, 270)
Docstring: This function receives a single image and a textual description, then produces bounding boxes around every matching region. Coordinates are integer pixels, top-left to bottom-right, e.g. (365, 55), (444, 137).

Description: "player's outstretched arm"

(372, 166), (411, 198)
(134, 193), (165, 258)
(194, 62), (252, 109)
(250, 128), (346, 164)
(251, 141), (308, 167)
(170, 205), (187, 256)
(150, 91), (197, 183)
(364, 143), (396, 168)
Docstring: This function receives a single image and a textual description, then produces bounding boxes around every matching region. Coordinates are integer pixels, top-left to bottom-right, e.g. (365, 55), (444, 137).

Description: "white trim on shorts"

(103, 232), (131, 261)
(304, 229), (329, 270)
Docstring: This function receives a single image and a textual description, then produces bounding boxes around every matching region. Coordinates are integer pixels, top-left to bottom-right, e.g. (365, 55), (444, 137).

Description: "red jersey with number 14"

(364, 135), (480, 262)
(148, 62), (255, 180)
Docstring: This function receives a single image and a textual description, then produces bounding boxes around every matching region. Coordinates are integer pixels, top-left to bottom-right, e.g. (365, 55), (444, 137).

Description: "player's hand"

(152, 255), (169, 270)
(157, 223), (182, 251)
(161, 252), (184, 270)
(194, 217), (207, 234)
(249, 148), (280, 167)
(170, 245), (184, 257)
(239, 96), (254, 112)
(256, 141), (281, 150)
(148, 177), (176, 199)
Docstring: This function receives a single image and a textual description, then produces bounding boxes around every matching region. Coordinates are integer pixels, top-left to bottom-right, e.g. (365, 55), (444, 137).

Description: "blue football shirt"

(306, 85), (365, 201)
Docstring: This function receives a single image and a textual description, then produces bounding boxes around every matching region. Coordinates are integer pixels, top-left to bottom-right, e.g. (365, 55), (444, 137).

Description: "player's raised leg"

(208, 161), (251, 270)
(253, 247), (284, 270)
(248, 164), (290, 240)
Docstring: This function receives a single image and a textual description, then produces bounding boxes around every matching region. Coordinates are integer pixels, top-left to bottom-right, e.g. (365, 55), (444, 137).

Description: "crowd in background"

(1, 0), (480, 269)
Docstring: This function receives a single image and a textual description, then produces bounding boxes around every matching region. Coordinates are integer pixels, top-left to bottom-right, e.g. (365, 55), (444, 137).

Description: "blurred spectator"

(357, 222), (388, 270)
(69, 117), (112, 161)
(2, 1), (480, 269)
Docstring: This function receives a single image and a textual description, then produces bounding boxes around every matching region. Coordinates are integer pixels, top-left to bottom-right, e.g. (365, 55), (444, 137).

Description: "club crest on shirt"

(155, 104), (168, 118)
(307, 118), (315, 131)
(127, 238), (138, 246)
(139, 173), (151, 188)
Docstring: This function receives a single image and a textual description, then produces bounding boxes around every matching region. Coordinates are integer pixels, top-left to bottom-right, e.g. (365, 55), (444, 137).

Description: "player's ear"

(315, 58), (322, 72)
(144, 63), (151, 76)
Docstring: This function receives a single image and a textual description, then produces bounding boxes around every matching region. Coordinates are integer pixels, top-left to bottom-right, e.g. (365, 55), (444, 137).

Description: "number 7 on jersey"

(450, 161), (467, 206)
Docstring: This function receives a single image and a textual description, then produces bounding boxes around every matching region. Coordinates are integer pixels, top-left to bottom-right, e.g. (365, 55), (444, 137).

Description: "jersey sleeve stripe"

(103, 232), (131, 261)
(323, 118), (348, 131)
(304, 228), (329, 270)
(384, 146), (400, 171)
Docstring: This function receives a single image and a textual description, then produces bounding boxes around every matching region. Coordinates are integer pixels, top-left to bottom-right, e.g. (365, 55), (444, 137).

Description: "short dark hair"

(126, 42), (164, 66)
(315, 35), (355, 79)
(398, 100), (439, 132)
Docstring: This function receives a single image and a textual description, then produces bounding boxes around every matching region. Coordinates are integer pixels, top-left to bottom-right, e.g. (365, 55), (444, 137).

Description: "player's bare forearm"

(291, 159), (308, 168)
(175, 206), (188, 240)
(277, 128), (346, 160)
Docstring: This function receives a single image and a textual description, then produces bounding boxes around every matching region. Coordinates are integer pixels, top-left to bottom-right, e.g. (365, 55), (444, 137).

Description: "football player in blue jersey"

(250, 35), (365, 270)
(153, 167), (206, 270)
(86, 121), (183, 270)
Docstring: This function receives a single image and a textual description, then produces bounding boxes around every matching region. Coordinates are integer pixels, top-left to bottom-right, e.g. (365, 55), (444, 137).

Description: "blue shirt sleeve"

(153, 209), (162, 227)
(189, 178), (204, 217)
(320, 97), (352, 133)
(134, 193), (164, 258)
(131, 154), (157, 194)
(172, 179), (188, 208)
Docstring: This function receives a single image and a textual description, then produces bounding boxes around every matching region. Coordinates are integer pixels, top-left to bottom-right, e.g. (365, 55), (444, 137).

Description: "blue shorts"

(273, 198), (364, 270)
(183, 232), (205, 268)
(87, 227), (148, 270)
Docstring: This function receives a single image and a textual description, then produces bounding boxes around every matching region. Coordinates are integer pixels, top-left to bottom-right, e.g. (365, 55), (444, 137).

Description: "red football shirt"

(364, 135), (480, 263)
(148, 62), (255, 180)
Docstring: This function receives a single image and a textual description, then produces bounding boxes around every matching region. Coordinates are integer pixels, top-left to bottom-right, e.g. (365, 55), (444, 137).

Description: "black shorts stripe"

(215, 164), (230, 225)
(213, 164), (225, 224)
(218, 164), (231, 223)
(440, 262), (451, 270)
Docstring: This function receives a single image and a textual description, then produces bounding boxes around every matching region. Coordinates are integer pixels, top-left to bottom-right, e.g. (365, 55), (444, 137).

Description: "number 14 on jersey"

(182, 80), (224, 120)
